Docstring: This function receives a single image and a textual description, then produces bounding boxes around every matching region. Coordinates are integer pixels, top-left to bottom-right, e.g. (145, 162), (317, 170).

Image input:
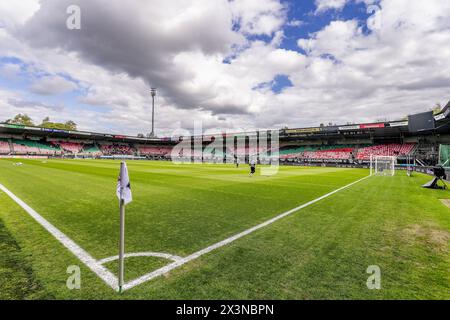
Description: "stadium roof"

(1, 104), (449, 142)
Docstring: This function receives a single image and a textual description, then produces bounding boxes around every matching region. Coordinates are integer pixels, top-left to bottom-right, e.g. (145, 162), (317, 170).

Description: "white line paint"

(98, 252), (183, 265)
(0, 183), (118, 290)
(123, 175), (371, 291)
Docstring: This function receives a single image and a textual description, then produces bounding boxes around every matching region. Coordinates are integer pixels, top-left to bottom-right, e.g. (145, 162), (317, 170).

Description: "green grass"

(0, 158), (448, 299)
(0, 217), (52, 299)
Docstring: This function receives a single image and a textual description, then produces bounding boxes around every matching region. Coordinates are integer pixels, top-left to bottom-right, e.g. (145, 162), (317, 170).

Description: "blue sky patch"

(254, 74), (293, 94)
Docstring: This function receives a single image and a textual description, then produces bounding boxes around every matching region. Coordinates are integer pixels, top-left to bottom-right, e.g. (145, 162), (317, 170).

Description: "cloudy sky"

(0, 0), (449, 136)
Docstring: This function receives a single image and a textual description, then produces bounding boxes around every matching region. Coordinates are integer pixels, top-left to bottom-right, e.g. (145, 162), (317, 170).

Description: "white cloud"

(292, 0), (450, 124)
(230, 0), (287, 36)
(315, 0), (349, 13)
(0, 0), (449, 136)
(30, 75), (77, 95)
(0, 0), (40, 28)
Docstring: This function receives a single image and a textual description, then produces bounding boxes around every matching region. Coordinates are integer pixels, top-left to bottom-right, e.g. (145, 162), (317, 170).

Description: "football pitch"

(0, 159), (449, 299)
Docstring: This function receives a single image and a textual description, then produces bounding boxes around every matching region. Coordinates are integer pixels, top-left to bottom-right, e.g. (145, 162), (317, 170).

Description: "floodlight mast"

(150, 88), (157, 137)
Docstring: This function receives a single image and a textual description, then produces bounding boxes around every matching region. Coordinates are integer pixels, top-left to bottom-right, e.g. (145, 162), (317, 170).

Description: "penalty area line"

(122, 174), (371, 291)
(0, 183), (118, 290)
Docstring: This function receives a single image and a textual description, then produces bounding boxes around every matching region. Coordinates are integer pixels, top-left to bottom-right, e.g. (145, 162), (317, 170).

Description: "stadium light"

(150, 87), (157, 137)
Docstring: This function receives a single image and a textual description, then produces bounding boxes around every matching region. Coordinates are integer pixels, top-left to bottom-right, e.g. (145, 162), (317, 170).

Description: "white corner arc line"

(122, 174), (371, 291)
(98, 252), (183, 265)
(0, 183), (118, 290)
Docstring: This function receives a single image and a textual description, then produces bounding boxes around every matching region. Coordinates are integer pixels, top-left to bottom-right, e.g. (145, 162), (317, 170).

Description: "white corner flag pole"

(117, 161), (132, 293)
(119, 198), (125, 293)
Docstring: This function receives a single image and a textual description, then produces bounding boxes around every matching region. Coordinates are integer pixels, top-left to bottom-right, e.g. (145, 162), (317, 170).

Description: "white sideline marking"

(98, 252), (182, 265)
(122, 174), (371, 291)
(0, 183), (118, 290)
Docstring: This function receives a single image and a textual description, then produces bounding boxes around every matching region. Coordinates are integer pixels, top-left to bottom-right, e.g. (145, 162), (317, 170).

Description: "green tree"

(431, 103), (442, 115)
(39, 117), (77, 131)
(5, 114), (35, 126)
(41, 117), (50, 126)
(64, 120), (77, 131)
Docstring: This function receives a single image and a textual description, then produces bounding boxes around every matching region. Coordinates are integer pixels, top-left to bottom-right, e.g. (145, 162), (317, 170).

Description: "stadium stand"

(280, 145), (355, 159)
(11, 139), (61, 155)
(137, 146), (172, 156)
(81, 144), (102, 156)
(356, 143), (416, 160)
(302, 147), (355, 160)
(0, 140), (11, 154)
(0, 136), (421, 163)
(0, 104), (447, 165)
(100, 143), (133, 155)
(278, 144), (416, 161)
(53, 141), (84, 154)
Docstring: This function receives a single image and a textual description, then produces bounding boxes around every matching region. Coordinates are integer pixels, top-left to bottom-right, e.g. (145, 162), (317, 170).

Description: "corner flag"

(117, 161), (132, 292)
(117, 162), (132, 204)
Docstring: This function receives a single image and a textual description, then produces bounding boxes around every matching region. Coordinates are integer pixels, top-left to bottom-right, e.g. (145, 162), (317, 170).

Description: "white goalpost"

(370, 155), (396, 176)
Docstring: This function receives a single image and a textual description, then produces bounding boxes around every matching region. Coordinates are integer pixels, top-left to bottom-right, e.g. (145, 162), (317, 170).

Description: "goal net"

(370, 155), (396, 176)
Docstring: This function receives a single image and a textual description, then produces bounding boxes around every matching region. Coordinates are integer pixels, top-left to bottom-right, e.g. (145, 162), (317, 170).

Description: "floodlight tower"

(150, 87), (157, 137)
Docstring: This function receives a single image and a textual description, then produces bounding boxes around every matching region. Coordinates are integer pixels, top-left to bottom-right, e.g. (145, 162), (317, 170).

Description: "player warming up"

(249, 160), (256, 177)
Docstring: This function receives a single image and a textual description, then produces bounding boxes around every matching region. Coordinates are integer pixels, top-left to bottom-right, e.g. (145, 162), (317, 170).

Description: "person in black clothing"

(249, 161), (256, 176)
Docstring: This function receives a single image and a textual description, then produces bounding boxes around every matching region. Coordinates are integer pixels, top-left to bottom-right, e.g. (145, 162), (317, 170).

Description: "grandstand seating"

(81, 145), (102, 156)
(0, 140), (11, 154)
(202, 146), (222, 158)
(138, 146), (172, 156)
(280, 146), (351, 159)
(0, 135), (417, 162)
(12, 139), (61, 155)
(356, 143), (415, 160)
(279, 144), (416, 161)
(100, 143), (133, 155)
(280, 146), (313, 159)
(53, 141), (83, 154)
(191, 149), (204, 158)
(233, 147), (249, 156)
(302, 148), (354, 160)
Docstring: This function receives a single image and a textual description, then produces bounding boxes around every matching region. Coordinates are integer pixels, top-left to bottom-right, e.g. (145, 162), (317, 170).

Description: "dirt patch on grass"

(439, 199), (450, 209)
(402, 223), (449, 253)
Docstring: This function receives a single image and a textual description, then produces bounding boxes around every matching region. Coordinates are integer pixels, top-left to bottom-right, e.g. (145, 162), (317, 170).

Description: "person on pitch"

(249, 157), (256, 177)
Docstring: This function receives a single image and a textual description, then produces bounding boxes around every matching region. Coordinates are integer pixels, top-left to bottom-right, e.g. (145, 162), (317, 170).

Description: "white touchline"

(0, 183), (118, 290)
(0, 174), (370, 292)
(122, 174), (371, 291)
